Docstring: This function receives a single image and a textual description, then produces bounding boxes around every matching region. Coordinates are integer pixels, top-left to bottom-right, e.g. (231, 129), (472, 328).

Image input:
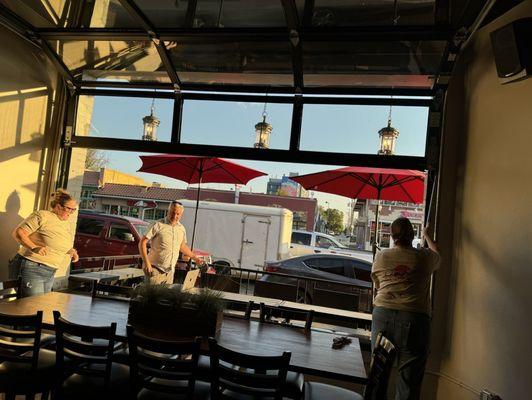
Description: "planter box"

(128, 298), (223, 340)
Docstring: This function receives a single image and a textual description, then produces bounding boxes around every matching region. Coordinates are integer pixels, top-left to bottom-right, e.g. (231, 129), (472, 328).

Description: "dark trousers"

(371, 306), (431, 400)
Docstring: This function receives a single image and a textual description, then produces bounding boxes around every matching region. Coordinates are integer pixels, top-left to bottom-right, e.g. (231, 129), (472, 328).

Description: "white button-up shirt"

(145, 218), (187, 272)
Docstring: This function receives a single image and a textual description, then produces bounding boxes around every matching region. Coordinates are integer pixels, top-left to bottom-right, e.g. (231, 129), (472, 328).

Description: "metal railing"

(71, 256), (373, 313)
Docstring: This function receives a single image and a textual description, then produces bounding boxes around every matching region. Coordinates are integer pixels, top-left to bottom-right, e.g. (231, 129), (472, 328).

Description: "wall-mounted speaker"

(490, 18), (532, 84)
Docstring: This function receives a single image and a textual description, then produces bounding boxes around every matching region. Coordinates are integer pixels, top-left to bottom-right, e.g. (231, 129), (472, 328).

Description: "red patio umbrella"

(291, 166), (426, 254)
(138, 154), (267, 249)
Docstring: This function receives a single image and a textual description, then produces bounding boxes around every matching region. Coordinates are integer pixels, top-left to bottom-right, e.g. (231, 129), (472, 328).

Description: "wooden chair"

(53, 311), (130, 400)
(259, 303), (314, 331)
(0, 278), (22, 301)
(0, 311), (56, 399)
(127, 326), (209, 400)
(209, 338), (291, 400)
(304, 332), (396, 400)
(91, 282), (133, 300)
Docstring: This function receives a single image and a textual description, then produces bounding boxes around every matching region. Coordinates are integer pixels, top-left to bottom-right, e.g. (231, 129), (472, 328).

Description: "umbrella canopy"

(291, 166), (426, 255)
(290, 166), (426, 204)
(138, 154), (267, 185)
(138, 154), (267, 249)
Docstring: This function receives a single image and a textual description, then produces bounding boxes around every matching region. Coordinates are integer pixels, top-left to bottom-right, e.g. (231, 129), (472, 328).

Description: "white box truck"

(177, 199), (293, 271)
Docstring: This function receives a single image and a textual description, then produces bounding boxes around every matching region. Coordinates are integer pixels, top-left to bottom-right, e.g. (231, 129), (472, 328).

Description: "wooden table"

(0, 292), (367, 384)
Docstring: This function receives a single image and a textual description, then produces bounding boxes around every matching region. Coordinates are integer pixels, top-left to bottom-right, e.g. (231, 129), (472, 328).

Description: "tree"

(85, 149), (109, 171)
(318, 206), (344, 234)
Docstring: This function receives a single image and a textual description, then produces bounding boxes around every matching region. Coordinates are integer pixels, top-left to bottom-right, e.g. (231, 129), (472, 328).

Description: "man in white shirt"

(139, 201), (203, 284)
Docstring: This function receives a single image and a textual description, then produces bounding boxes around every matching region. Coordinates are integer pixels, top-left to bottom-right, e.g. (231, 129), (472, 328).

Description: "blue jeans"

(8, 254), (56, 297)
(371, 306), (431, 400)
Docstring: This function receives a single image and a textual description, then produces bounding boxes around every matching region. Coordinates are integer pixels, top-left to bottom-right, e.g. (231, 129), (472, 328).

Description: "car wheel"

(296, 289), (312, 305)
(213, 261), (231, 275)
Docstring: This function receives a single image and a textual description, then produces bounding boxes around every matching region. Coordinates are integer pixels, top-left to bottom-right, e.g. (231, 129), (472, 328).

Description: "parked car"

(73, 211), (212, 271)
(72, 211), (150, 271)
(289, 230), (373, 262)
(258, 254), (373, 311)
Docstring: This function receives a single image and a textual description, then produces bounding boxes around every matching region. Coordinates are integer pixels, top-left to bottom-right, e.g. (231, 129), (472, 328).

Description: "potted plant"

(128, 284), (225, 340)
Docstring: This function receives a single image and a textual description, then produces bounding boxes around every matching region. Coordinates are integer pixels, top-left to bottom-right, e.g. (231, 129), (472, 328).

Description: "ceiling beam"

(118, 0), (181, 90)
(71, 136), (427, 171)
(37, 26), (454, 42)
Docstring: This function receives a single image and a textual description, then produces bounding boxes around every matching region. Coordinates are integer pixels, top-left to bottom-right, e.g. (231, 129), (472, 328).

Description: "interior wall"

(0, 26), (61, 280)
(430, 2), (532, 399)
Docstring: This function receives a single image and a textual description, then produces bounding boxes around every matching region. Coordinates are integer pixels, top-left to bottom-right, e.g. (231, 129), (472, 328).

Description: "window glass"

(133, 224), (148, 237)
(315, 235), (336, 248)
(347, 260), (372, 281)
(291, 232), (311, 246)
(108, 223), (133, 241)
(304, 258), (345, 276)
(76, 218), (105, 236)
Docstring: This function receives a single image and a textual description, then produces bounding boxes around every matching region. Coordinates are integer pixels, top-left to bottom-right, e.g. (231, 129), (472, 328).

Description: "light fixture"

(142, 95), (160, 141)
(377, 100), (399, 155)
(253, 98), (273, 149)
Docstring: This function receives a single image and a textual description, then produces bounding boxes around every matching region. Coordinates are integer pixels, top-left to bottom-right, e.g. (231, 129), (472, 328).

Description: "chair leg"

(5, 392), (15, 400)
(26, 393), (36, 400)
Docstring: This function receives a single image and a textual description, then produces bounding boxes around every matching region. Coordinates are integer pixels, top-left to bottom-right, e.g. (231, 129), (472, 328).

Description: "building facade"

(88, 180), (317, 231)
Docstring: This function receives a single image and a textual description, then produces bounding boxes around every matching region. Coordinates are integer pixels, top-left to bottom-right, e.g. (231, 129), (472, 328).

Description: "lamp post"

(142, 99), (160, 141)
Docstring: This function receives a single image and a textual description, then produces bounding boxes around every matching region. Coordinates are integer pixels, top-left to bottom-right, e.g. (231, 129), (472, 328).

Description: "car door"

(289, 232), (313, 256)
(73, 216), (107, 270)
(314, 235), (337, 253)
(303, 256), (359, 310)
(105, 222), (137, 267)
(303, 257), (352, 292)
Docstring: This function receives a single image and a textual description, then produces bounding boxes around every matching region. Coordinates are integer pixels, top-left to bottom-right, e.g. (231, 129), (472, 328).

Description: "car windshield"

(134, 224), (148, 237)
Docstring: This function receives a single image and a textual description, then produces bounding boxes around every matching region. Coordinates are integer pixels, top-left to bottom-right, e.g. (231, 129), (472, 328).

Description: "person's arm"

(139, 237), (152, 274)
(422, 225), (439, 255)
(180, 243), (204, 265)
(12, 227), (48, 256)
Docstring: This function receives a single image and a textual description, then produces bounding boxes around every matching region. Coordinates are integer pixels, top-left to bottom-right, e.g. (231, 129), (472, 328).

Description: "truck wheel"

(297, 289), (312, 305)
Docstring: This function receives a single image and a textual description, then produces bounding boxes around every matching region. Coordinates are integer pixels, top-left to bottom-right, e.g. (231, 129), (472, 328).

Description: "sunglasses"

(171, 201), (183, 205)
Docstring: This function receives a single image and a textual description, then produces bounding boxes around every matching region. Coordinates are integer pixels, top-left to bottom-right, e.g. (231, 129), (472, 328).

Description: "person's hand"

(32, 246), (48, 256)
(69, 249), (79, 263)
(422, 225), (431, 239)
(192, 255), (204, 266)
(143, 262), (153, 275)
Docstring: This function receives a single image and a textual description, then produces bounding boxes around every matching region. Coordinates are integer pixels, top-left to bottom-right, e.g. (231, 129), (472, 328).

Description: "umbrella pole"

(372, 199), (381, 260)
(191, 166), (203, 251)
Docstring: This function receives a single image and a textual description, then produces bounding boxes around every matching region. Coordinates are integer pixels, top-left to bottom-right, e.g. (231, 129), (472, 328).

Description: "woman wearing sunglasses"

(10, 189), (79, 297)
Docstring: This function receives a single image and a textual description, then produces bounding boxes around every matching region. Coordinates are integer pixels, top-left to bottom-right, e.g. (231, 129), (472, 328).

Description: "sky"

(83, 95), (428, 216)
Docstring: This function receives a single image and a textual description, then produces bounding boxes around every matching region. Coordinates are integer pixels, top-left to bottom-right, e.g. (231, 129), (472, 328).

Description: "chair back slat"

(0, 311), (42, 369)
(54, 311), (117, 388)
(218, 364), (280, 388)
(0, 325), (39, 339)
(92, 282), (133, 299)
(209, 338), (290, 400)
(259, 303), (314, 331)
(363, 332), (396, 400)
(127, 326), (201, 398)
(62, 335), (111, 357)
(0, 278), (22, 301)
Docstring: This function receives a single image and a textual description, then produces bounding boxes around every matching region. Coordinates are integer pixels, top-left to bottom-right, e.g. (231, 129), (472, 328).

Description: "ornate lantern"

(142, 99), (160, 141)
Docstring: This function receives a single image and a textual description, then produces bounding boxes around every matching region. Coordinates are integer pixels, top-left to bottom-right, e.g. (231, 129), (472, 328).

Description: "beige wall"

(429, 2), (532, 399)
(0, 26), (63, 280)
